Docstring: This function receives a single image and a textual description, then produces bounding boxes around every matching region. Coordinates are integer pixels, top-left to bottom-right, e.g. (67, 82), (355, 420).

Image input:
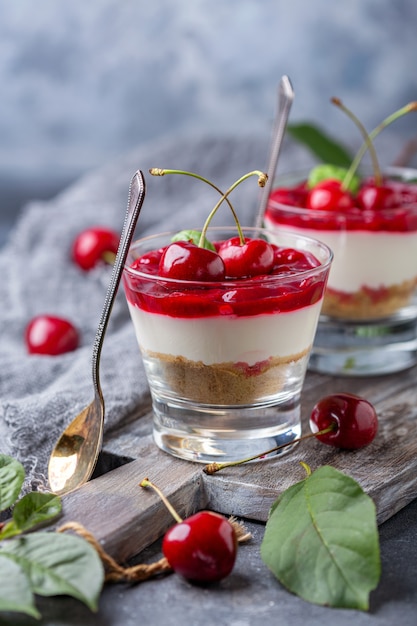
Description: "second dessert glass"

(123, 226), (332, 463)
(265, 167), (417, 376)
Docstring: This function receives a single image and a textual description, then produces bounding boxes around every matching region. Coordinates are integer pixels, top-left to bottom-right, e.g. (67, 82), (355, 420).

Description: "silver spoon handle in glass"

(255, 76), (295, 229)
(91, 170), (146, 402)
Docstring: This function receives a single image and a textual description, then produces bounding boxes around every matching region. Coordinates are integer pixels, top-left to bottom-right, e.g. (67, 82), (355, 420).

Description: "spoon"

(48, 169), (146, 495)
(254, 75), (295, 229)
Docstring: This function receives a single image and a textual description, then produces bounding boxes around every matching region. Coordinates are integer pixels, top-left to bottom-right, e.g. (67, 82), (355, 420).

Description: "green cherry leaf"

(287, 123), (353, 168)
(0, 455), (25, 512)
(260, 465), (381, 611)
(0, 554), (39, 618)
(307, 164), (360, 194)
(0, 492), (62, 540)
(0, 531), (104, 612)
(171, 229), (215, 251)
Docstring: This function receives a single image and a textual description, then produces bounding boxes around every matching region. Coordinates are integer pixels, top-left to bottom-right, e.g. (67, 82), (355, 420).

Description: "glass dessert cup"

(123, 227), (332, 463)
(265, 167), (417, 376)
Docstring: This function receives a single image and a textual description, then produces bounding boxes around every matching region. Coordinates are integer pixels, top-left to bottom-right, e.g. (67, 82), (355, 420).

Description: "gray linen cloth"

(0, 134), (317, 491)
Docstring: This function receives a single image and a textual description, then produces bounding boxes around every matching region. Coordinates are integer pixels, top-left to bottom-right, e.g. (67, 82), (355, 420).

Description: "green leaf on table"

(0, 492), (62, 540)
(171, 229), (215, 251)
(0, 455), (25, 512)
(287, 123), (353, 167)
(260, 465), (381, 611)
(0, 531), (104, 612)
(0, 554), (40, 618)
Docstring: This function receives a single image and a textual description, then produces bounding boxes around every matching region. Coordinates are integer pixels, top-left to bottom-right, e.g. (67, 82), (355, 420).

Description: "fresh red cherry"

(131, 248), (164, 275)
(218, 237), (274, 278)
(72, 226), (119, 271)
(269, 183), (308, 207)
(162, 511), (238, 583)
(310, 392), (378, 449)
(159, 241), (226, 281)
(306, 179), (355, 211)
(357, 181), (398, 210)
(140, 478), (237, 583)
(25, 315), (79, 355)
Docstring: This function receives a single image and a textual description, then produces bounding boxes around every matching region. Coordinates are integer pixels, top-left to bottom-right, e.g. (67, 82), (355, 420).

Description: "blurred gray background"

(1, 0), (416, 244)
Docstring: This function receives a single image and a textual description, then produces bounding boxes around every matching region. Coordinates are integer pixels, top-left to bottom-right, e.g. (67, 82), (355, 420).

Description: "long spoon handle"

(255, 76), (294, 229)
(91, 170), (146, 398)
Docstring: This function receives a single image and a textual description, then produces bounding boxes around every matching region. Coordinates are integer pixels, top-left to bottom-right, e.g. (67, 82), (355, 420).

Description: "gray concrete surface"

(2, 498), (417, 626)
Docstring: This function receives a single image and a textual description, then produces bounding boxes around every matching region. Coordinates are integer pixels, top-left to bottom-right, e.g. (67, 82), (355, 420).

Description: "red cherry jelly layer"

(267, 176), (417, 232)
(123, 239), (329, 319)
(326, 283), (392, 305)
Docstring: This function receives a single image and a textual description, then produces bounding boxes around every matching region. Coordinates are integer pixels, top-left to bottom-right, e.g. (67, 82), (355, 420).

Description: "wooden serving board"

(55, 367), (417, 562)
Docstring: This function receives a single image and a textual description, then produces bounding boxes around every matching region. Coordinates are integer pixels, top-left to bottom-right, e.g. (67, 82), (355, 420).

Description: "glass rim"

(123, 225), (333, 288)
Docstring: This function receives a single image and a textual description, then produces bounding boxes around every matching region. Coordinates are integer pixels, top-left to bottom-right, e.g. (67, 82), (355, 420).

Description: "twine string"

(57, 517), (251, 584)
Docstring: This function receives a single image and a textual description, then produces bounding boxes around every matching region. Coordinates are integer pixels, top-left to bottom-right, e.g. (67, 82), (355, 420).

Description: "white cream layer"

(265, 218), (417, 293)
(127, 301), (322, 365)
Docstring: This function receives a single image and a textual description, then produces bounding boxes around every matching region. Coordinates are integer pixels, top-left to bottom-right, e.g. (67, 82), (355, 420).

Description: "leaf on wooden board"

(0, 531), (104, 612)
(287, 123), (353, 167)
(260, 465), (381, 611)
(0, 554), (40, 618)
(0, 492), (62, 540)
(0, 455), (25, 512)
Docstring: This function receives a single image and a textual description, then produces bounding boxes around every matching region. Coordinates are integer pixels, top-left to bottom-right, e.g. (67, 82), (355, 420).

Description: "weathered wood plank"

(204, 383), (417, 524)
(56, 438), (206, 561)
(55, 367), (417, 562)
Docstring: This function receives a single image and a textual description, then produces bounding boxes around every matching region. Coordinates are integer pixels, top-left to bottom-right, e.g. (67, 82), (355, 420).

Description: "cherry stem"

(139, 478), (183, 524)
(203, 423), (336, 475)
(299, 461), (312, 477)
(199, 170), (268, 246)
(342, 101), (417, 192)
(149, 168), (242, 245)
(331, 97), (382, 188)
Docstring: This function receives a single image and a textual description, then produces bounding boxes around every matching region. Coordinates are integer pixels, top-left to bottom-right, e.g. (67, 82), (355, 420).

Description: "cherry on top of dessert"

(306, 179), (355, 212)
(217, 236), (275, 278)
(159, 240), (226, 281)
(130, 237), (320, 281)
(357, 180), (403, 211)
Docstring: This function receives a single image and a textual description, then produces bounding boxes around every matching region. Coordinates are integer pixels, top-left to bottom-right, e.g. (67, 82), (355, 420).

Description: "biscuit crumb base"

(145, 349), (310, 405)
(322, 279), (417, 321)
